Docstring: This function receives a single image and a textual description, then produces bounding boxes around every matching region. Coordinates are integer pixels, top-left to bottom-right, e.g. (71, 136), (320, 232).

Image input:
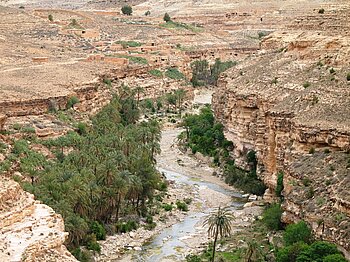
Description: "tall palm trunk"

(212, 225), (219, 262)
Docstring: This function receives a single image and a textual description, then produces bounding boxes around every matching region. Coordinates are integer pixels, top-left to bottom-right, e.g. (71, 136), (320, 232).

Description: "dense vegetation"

(180, 106), (232, 159)
(179, 106), (266, 195)
(187, 204), (347, 262)
(191, 58), (237, 87)
(276, 221), (347, 262)
(10, 94), (164, 258)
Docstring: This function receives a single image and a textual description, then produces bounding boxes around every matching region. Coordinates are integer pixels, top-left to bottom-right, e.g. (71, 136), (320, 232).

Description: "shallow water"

(132, 168), (245, 262)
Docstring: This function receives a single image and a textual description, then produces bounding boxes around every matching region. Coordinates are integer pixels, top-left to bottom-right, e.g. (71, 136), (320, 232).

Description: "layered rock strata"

(0, 179), (77, 262)
(213, 8), (350, 254)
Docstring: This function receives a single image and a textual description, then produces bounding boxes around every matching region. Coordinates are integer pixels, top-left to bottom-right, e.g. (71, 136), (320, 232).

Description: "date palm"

(203, 207), (235, 262)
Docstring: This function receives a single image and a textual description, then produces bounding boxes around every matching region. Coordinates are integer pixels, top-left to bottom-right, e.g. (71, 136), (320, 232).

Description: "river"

(98, 89), (261, 262)
(134, 168), (245, 262)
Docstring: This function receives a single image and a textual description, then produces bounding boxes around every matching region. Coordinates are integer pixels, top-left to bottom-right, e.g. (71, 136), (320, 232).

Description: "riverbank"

(96, 88), (264, 261)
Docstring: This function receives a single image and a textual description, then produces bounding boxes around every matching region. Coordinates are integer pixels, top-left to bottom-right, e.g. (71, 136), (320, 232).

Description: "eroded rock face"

(213, 6), (350, 254)
(0, 179), (77, 262)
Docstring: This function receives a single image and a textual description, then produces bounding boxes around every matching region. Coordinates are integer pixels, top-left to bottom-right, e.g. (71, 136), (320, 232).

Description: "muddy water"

(132, 168), (244, 262)
(131, 89), (244, 261)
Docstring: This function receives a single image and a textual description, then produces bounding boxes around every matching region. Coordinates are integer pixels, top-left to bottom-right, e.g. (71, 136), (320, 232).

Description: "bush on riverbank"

(180, 106), (266, 196)
(180, 105), (233, 159)
(262, 204), (283, 231)
(176, 200), (189, 211)
(224, 161), (266, 196)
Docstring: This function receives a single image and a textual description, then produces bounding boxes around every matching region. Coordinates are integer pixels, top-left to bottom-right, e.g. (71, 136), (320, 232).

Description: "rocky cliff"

(0, 179), (77, 262)
(213, 4), (350, 255)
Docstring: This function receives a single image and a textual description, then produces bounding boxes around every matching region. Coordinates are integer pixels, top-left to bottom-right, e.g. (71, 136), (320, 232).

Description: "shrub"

(186, 254), (202, 262)
(86, 239), (101, 253)
(329, 68), (336, 74)
(283, 221), (312, 246)
(121, 5), (132, 15)
(66, 96), (79, 109)
(22, 126), (36, 133)
(318, 8), (325, 14)
(103, 78), (112, 86)
(162, 203), (173, 211)
(115, 40), (142, 48)
(303, 82), (311, 88)
(144, 221), (157, 230)
(224, 163), (266, 196)
(323, 254), (347, 262)
(296, 241), (341, 262)
(165, 67), (185, 80)
(90, 221), (106, 240)
(116, 220), (138, 233)
(118, 55), (148, 64)
(48, 14), (53, 21)
(176, 200), (189, 211)
(149, 69), (163, 78)
(262, 204), (283, 231)
(183, 198), (192, 205)
(158, 181), (167, 191)
(276, 172), (284, 198)
(258, 31), (268, 39)
(145, 10), (151, 16)
(76, 122), (87, 135)
(276, 241), (309, 262)
(48, 99), (58, 113)
(164, 13), (171, 22)
(71, 247), (92, 262)
(146, 215), (153, 224)
(306, 186), (314, 199)
(346, 73), (350, 81)
(12, 139), (29, 155)
(309, 147), (315, 154)
(302, 177), (312, 186)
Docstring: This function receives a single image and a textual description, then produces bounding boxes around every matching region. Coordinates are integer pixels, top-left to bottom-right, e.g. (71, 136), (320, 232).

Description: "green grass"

(165, 67), (185, 80)
(117, 55), (148, 65)
(115, 40), (142, 48)
(160, 21), (203, 32)
(217, 251), (242, 261)
(149, 69), (163, 78)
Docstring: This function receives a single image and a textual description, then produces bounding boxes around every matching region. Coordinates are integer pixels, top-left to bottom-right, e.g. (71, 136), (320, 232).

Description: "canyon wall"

(0, 179), (77, 261)
(213, 22), (350, 255)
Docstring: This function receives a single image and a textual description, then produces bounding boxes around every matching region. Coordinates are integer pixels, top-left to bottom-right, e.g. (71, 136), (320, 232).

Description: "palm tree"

(203, 207), (235, 262)
(133, 86), (145, 106)
(246, 240), (262, 262)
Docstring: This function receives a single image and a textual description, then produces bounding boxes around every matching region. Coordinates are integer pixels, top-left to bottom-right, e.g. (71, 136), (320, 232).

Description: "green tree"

(323, 254), (347, 262)
(276, 172), (284, 198)
(283, 221), (312, 246)
(262, 204), (283, 230)
(296, 241), (341, 262)
(163, 13), (171, 22)
(48, 14), (53, 21)
(203, 207), (235, 262)
(276, 242), (309, 262)
(121, 5), (132, 15)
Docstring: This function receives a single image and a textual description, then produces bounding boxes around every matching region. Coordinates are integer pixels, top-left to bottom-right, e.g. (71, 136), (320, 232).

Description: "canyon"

(0, 0), (349, 261)
(212, 1), (350, 256)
